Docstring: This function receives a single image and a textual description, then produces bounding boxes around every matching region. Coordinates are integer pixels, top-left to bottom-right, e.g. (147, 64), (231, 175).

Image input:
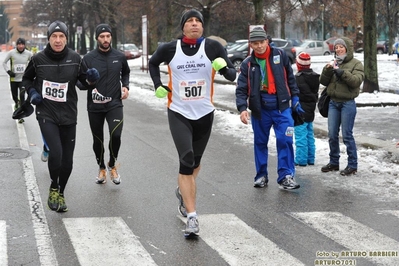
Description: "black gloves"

(333, 68), (344, 77)
(7, 70), (15, 77)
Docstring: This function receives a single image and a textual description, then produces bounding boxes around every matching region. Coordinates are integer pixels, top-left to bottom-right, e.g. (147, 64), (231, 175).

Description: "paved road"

(1, 53), (399, 266)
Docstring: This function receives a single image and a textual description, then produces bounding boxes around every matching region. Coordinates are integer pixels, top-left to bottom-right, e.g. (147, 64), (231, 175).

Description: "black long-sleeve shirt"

(149, 37), (236, 89)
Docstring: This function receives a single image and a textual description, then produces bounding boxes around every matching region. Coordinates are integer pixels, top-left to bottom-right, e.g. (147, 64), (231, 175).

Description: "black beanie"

(16, 38), (25, 45)
(95, 24), (112, 39)
(180, 9), (204, 30)
(47, 21), (68, 40)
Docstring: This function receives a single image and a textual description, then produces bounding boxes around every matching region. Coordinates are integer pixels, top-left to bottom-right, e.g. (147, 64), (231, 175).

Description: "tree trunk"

(253, 0), (264, 25)
(362, 0), (379, 93)
(279, 0), (286, 38)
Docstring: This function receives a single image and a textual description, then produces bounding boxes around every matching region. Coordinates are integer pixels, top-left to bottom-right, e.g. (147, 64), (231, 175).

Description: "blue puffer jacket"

(235, 46), (299, 119)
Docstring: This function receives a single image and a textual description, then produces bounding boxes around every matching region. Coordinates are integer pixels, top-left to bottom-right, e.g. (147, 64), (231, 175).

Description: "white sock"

(187, 212), (197, 218)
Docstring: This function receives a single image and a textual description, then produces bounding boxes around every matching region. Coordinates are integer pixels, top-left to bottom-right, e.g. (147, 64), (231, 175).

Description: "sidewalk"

(129, 62), (399, 162)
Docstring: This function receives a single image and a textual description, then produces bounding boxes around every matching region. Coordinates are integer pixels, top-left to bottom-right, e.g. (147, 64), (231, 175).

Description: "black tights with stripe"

(88, 107), (124, 169)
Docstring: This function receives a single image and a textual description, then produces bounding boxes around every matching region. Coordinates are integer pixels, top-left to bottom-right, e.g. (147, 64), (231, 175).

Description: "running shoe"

(108, 163), (120, 185)
(41, 150), (49, 162)
(278, 175), (300, 190)
(57, 193), (68, 212)
(184, 216), (199, 238)
(96, 168), (107, 184)
(175, 187), (187, 217)
(254, 176), (268, 188)
(47, 188), (59, 211)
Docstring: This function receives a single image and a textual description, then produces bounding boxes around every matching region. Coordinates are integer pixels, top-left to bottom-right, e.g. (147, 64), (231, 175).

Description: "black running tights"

(88, 107), (124, 169)
(38, 118), (76, 194)
(10, 82), (25, 105)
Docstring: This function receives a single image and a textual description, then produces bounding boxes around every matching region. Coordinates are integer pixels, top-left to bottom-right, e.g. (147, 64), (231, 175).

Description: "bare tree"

(377, 0), (399, 54)
(273, 0), (298, 39)
(252, 0), (264, 25)
(363, 0), (379, 93)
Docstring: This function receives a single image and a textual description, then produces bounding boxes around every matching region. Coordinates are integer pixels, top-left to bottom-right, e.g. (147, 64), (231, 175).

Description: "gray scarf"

(335, 54), (346, 65)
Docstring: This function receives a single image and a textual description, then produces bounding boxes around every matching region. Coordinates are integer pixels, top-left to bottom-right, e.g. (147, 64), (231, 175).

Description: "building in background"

(1, 0), (32, 49)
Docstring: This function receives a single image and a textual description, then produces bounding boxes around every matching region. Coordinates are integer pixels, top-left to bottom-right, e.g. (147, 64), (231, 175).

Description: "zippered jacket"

(320, 37), (364, 102)
(236, 46), (299, 119)
(22, 45), (87, 125)
(82, 48), (130, 112)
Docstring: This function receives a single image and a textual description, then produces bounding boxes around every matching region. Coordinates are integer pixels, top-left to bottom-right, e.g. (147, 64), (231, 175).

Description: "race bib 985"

(42, 79), (69, 102)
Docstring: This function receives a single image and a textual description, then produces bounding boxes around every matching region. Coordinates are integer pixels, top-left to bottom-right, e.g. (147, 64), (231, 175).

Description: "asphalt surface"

(1, 54), (399, 266)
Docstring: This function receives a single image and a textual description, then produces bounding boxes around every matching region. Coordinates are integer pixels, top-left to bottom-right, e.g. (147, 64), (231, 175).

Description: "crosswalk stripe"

(289, 212), (399, 265)
(63, 217), (157, 266)
(179, 214), (304, 266)
(0, 220), (7, 266)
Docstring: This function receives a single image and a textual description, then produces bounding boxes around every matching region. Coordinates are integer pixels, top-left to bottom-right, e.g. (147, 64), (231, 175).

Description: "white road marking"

(290, 211), (399, 265)
(0, 220), (7, 266)
(380, 210), (399, 218)
(63, 217), (157, 266)
(18, 121), (58, 265)
(179, 213), (304, 266)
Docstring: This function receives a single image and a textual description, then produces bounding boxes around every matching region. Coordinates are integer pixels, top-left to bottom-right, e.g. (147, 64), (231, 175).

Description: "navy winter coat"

(235, 46), (299, 119)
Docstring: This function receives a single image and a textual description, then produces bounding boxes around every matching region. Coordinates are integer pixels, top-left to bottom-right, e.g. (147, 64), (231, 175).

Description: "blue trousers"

(251, 108), (295, 183)
(327, 100), (357, 169)
(294, 122), (316, 165)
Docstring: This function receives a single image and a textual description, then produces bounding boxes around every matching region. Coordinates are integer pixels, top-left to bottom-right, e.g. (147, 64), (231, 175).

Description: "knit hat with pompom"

(296, 52), (311, 71)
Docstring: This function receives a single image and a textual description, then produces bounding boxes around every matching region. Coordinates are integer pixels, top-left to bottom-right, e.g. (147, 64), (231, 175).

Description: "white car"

(295, 40), (331, 56)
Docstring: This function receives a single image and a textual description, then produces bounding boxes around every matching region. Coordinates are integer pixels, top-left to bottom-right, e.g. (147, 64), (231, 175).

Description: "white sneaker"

(96, 168), (107, 184)
(278, 175), (300, 190)
(175, 187), (187, 217)
(108, 163), (120, 185)
(184, 216), (199, 237)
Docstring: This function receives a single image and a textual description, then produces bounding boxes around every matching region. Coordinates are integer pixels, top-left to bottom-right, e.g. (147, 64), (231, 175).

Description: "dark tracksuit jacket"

(82, 48), (130, 113)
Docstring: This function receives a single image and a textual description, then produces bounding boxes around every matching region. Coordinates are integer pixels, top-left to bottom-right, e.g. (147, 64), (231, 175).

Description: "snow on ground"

(127, 53), (399, 202)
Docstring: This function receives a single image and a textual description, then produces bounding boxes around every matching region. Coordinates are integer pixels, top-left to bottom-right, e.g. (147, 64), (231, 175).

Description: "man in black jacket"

(82, 24), (130, 185)
(22, 20), (96, 212)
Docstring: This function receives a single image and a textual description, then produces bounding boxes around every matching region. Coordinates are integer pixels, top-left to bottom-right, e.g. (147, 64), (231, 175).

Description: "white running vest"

(167, 39), (215, 120)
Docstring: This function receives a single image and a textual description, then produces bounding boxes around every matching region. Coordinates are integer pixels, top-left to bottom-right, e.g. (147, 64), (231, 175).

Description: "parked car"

(377, 40), (388, 54)
(226, 42), (249, 71)
(272, 38), (296, 64)
(325, 37), (338, 53)
(117, 43), (141, 60)
(226, 39), (248, 50)
(288, 38), (303, 47)
(295, 40), (331, 56)
(227, 38), (296, 71)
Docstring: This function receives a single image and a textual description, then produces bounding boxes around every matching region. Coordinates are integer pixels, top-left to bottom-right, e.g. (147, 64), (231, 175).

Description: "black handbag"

(317, 88), (330, 118)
